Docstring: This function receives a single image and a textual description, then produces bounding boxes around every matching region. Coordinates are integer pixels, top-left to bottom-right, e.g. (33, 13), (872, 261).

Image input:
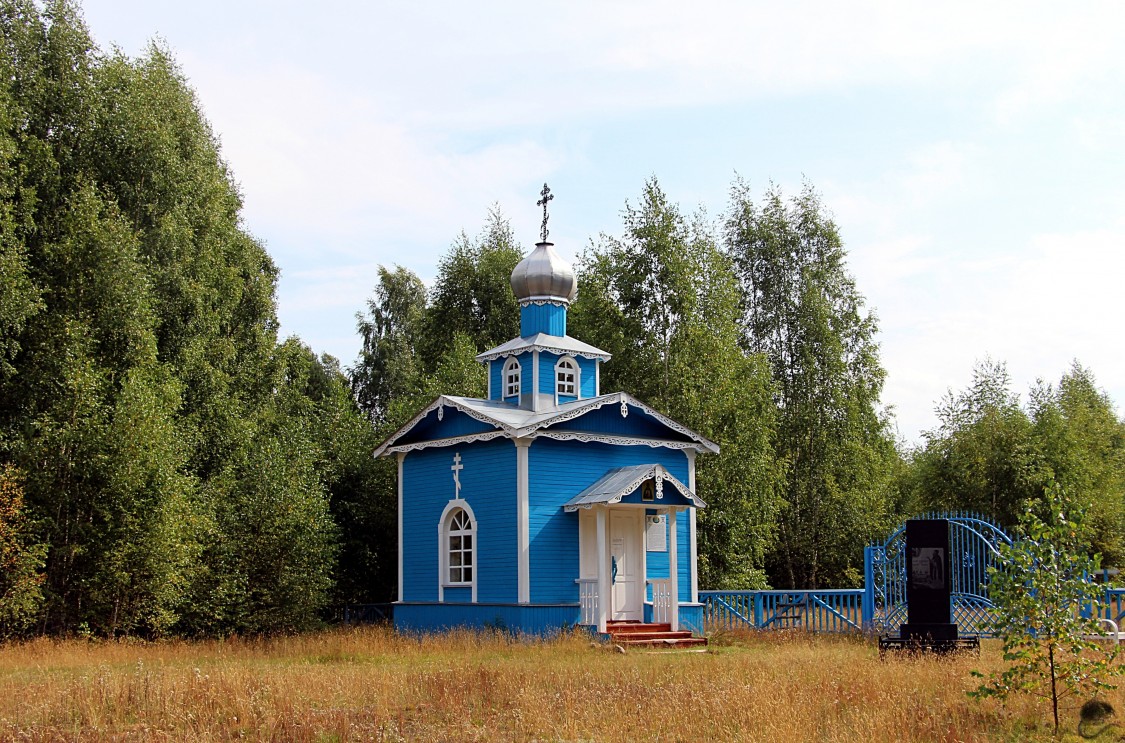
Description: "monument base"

(900, 622), (958, 642)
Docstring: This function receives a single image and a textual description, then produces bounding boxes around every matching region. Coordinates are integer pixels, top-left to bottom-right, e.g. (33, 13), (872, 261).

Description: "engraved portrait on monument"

(910, 546), (946, 590)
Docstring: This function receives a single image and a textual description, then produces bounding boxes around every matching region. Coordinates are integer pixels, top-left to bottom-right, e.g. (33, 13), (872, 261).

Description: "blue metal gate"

(863, 512), (1012, 636)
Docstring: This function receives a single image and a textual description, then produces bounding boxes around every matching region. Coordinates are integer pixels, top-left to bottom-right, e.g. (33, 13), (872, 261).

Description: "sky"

(78, 1), (1125, 445)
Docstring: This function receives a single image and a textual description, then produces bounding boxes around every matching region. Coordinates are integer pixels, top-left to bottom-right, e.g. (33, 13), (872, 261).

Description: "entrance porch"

(564, 464), (705, 634)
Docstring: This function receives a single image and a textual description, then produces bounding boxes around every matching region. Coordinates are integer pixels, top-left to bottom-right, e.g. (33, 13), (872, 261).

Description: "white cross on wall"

(451, 452), (463, 498)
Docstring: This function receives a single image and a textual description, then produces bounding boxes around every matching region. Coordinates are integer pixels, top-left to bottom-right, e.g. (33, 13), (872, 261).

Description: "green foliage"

(909, 360), (1039, 527)
(0, 0), (360, 635)
(1030, 365), (1125, 566)
(724, 178), (900, 589)
(350, 216), (511, 602)
(0, 464), (46, 636)
(911, 361), (1125, 565)
(571, 178), (785, 589)
(352, 266), (429, 427)
(353, 210), (515, 430)
(970, 483), (1124, 734)
(423, 206), (523, 365)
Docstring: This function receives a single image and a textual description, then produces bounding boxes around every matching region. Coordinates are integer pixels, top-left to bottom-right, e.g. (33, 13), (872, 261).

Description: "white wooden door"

(609, 510), (642, 620)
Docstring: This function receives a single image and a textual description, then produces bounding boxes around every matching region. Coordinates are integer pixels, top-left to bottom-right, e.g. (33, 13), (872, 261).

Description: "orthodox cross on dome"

(537, 183), (554, 243)
(451, 452), (463, 498)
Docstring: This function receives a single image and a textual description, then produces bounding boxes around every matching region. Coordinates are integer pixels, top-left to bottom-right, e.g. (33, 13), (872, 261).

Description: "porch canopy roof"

(562, 464), (706, 513)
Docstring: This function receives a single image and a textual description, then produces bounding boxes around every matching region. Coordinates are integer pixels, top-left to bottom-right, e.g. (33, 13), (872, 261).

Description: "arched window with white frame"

(503, 357), (521, 401)
(446, 508), (474, 584)
(555, 356), (579, 400)
(439, 503), (477, 602)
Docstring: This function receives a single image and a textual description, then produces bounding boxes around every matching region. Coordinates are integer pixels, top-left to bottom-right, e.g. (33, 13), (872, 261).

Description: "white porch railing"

(577, 578), (599, 626)
(648, 578), (674, 625)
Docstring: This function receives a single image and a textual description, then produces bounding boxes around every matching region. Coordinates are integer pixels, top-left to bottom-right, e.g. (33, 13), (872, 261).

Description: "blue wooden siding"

(396, 602), (582, 635)
(578, 357), (598, 397)
(489, 360), (502, 401)
(526, 438), (693, 603)
(618, 487), (695, 508)
(537, 352), (559, 396)
(443, 587), (472, 603)
(646, 517), (669, 587)
(519, 351), (534, 401)
(556, 404), (696, 443)
(400, 440), (518, 603)
(538, 351), (587, 402)
(520, 303), (567, 336)
(675, 512), (690, 602)
(642, 511), (692, 602)
(646, 508), (668, 587)
(398, 406), (497, 445)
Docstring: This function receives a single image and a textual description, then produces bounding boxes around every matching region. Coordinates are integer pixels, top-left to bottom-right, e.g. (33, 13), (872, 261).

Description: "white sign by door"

(646, 514), (667, 552)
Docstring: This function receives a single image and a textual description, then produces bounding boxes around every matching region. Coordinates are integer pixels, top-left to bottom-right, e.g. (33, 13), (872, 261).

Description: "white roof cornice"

(372, 392), (719, 458)
(475, 333), (611, 363)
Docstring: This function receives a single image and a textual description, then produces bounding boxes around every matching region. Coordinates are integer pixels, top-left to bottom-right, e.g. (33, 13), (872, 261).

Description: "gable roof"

(562, 464), (706, 512)
(372, 391), (720, 457)
(475, 332), (611, 362)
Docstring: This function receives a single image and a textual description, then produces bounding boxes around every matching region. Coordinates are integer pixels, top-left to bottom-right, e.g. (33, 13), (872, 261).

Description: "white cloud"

(77, 0), (1125, 431)
(869, 227), (1125, 445)
(184, 56), (563, 260)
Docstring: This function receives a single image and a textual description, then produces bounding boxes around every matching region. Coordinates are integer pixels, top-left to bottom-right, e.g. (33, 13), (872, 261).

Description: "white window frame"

(555, 355), (580, 402)
(503, 357), (521, 402)
(438, 500), (478, 602)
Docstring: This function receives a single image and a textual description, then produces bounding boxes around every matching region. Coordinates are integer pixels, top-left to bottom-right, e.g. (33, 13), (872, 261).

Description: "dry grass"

(0, 625), (1116, 741)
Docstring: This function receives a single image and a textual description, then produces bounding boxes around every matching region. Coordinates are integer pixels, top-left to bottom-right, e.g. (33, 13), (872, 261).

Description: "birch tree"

(724, 178), (899, 589)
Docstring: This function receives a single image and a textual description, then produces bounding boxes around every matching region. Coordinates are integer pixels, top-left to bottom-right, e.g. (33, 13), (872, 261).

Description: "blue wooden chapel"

(375, 194), (717, 635)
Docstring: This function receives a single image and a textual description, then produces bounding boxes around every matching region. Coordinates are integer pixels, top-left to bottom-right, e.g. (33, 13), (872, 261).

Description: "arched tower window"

(555, 356), (579, 399)
(503, 357), (521, 400)
(445, 507), (474, 586)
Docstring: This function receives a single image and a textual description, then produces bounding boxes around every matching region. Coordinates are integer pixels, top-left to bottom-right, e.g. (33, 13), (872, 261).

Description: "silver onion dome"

(510, 242), (577, 305)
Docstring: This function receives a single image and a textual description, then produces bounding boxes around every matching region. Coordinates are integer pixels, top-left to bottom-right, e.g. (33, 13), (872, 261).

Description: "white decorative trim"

(596, 506), (608, 633)
(506, 392), (628, 438)
(384, 430), (508, 455)
(386, 431), (705, 455)
(374, 396), (503, 458)
(531, 350), (540, 412)
(620, 400), (628, 418)
(562, 464), (705, 512)
(438, 499), (478, 603)
(374, 391), (720, 458)
(540, 431), (703, 450)
(503, 357), (521, 403)
(477, 343), (609, 363)
(437, 405), (444, 421)
(595, 361), (600, 396)
(519, 298), (569, 307)
(668, 507), (679, 632)
(686, 449), (698, 603)
(600, 395), (721, 451)
(515, 438), (531, 603)
(554, 355), (579, 404)
(397, 452), (406, 602)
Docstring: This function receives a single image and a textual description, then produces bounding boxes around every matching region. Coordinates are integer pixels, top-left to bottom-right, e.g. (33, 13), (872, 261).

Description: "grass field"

(0, 625), (1118, 741)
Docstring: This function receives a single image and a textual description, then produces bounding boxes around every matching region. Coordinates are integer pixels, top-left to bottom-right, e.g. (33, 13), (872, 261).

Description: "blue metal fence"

(702, 587), (1125, 635)
(702, 512), (1125, 637)
(864, 512), (1012, 637)
(701, 589), (865, 633)
(1095, 588), (1125, 626)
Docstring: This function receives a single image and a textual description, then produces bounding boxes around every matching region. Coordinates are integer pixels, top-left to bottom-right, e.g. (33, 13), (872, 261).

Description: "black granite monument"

(900, 518), (958, 642)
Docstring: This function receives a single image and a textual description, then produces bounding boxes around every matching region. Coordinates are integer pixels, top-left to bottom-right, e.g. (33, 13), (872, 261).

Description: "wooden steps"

(605, 621), (708, 649)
